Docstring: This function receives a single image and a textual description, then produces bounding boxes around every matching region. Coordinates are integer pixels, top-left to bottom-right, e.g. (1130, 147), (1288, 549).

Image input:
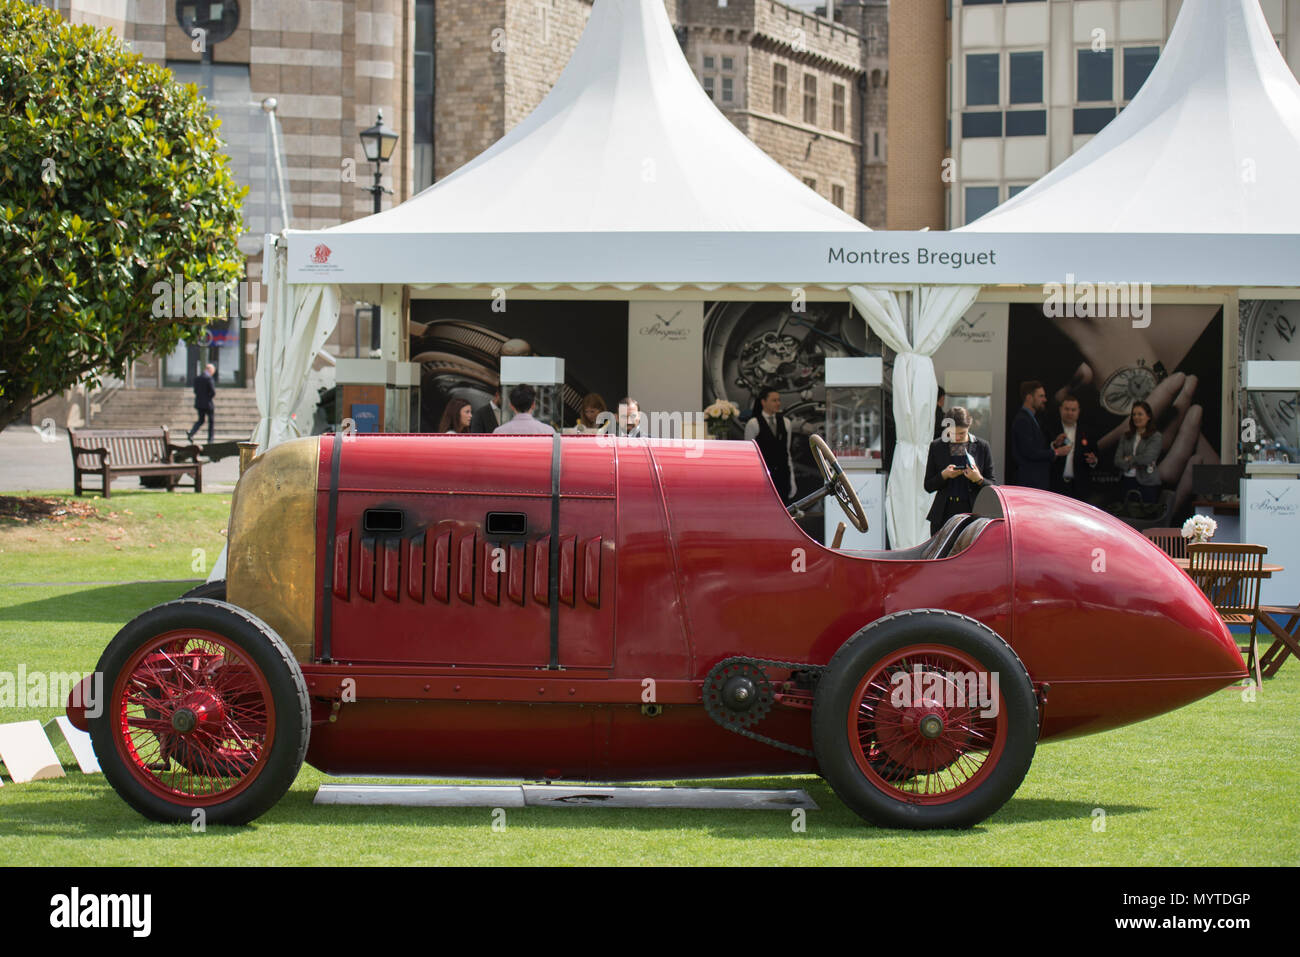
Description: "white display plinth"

(824, 468), (884, 550)
(1240, 477), (1300, 605)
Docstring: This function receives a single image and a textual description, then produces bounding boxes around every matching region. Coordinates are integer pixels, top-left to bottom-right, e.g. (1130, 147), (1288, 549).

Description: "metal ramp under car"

(314, 783), (818, 811)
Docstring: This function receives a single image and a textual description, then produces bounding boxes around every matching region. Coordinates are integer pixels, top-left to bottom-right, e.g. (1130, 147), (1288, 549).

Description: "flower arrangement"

(1181, 515), (1217, 543)
(703, 400), (741, 439)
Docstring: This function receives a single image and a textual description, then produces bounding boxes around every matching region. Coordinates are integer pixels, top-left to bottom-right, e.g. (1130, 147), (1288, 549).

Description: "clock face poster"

(1004, 303), (1223, 518)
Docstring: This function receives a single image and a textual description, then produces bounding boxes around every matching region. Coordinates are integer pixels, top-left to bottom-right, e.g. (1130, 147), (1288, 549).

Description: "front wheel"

(812, 609), (1038, 829)
(88, 598), (309, 825)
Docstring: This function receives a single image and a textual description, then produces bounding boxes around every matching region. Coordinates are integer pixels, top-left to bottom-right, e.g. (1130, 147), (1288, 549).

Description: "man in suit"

(1048, 392), (1099, 501)
(187, 363), (216, 444)
(1010, 380), (1066, 489)
(470, 388), (502, 434)
(934, 387), (947, 440)
(492, 384), (555, 435)
(924, 406), (995, 535)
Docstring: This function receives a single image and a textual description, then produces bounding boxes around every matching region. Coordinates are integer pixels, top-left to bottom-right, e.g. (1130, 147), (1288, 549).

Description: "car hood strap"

(549, 433), (562, 670)
(321, 433), (343, 663)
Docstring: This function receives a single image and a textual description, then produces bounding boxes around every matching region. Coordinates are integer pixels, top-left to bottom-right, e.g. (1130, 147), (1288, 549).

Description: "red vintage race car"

(69, 432), (1245, 829)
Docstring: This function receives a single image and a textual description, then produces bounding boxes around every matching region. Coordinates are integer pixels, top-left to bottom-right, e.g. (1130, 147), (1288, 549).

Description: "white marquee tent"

(962, 0), (1300, 234)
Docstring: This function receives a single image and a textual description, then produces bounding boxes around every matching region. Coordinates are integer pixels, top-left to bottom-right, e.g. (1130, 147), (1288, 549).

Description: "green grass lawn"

(1, 492), (1297, 865)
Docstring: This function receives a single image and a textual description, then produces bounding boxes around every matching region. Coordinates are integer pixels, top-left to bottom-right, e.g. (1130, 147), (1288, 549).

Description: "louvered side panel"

(532, 537), (549, 606)
(358, 536), (375, 601)
(382, 537), (400, 601)
(407, 533), (425, 602)
(582, 536), (601, 607)
(432, 528), (451, 602)
(558, 535), (576, 606)
(508, 541), (526, 605)
(456, 532), (475, 604)
(332, 530), (351, 600)
(481, 539), (501, 604)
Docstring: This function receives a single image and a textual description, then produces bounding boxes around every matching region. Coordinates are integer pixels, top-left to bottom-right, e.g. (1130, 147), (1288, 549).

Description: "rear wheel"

(88, 598), (309, 825)
(812, 609), (1037, 829)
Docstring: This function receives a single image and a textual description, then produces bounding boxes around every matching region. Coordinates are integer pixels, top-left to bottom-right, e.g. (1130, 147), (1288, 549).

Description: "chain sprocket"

(702, 657), (825, 758)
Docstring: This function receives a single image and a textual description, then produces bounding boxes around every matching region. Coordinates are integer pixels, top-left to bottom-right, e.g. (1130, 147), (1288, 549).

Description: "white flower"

(1181, 515), (1217, 539)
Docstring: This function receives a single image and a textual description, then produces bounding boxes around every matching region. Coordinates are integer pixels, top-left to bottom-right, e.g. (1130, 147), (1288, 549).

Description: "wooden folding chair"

(1143, 527), (1188, 560)
(1187, 543), (1266, 688)
(1258, 604), (1300, 678)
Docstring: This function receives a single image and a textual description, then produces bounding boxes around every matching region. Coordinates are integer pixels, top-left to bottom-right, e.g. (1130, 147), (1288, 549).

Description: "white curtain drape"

(208, 235), (340, 584)
(847, 284), (981, 549)
(251, 234), (340, 453)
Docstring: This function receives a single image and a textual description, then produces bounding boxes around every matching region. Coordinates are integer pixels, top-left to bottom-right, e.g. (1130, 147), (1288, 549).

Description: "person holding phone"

(923, 406), (996, 536)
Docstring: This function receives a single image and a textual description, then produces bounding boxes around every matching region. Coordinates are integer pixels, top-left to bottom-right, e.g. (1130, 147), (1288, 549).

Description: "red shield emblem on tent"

(311, 244), (332, 264)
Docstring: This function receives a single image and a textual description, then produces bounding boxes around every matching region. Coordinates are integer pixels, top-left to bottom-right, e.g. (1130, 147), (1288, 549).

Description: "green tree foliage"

(0, 0), (247, 430)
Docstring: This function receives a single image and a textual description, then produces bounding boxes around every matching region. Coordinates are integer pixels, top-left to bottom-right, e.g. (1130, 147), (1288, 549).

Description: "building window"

(1073, 107), (1116, 134)
(803, 74), (818, 125)
(832, 83), (846, 133)
(872, 131), (881, 159)
(722, 56), (734, 72)
(414, 0), (435, 191)
(1009, 51), (1043, 104)
(964, 186), (999, 225)
(773, 63), (787, 115)
(803, 176), (817, 191)
(1123, 46), (1160, 100)
(1008, 185), (1030, 198)
(722, 76), (733, 103)
(1077, 49), (1114, 102)
(704, 55), (715, 71)
(961, 111), (1002, 137)
(831, 184), (845, 209)
(965, 53), (999, 106)
(703, 76), (715, 101)
(1005, 110), (1045, 136)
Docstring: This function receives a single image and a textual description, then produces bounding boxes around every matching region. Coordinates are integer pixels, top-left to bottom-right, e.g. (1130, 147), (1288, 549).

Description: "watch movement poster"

(1005, 303), (1223, 519)
(701, 301), (880, 511)
(408, 299), (628, 432)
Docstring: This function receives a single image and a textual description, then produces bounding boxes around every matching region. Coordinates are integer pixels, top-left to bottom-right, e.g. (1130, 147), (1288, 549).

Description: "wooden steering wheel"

(809, 434), (869, 533)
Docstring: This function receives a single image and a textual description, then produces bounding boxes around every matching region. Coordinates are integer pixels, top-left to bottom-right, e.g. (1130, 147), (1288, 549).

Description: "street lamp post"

(359, 111), (399, 353)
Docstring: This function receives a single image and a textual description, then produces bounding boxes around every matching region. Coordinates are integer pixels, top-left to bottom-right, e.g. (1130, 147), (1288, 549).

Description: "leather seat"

(944, 516), (992, 558)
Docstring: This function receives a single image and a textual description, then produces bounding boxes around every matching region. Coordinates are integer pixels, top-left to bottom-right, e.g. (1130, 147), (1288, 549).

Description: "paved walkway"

(0, 425), (240, 493)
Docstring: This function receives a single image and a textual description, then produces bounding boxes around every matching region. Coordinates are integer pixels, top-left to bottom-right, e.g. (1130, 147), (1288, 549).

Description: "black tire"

(812, 609), (1038, 830)
(181, 580), (226, 601)
(88, 598), (309, 825)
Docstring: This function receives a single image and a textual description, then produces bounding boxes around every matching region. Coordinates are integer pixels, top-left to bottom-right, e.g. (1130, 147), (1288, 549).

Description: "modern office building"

(948, 0), (1300, 226)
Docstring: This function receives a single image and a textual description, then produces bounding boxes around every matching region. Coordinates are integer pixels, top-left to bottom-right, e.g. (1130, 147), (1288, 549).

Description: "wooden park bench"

(68, 427), (203, 498)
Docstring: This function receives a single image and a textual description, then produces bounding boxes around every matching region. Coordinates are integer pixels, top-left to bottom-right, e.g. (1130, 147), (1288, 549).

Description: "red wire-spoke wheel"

(812, 610), (1038, 830)
(850, 645), (1005, 802)
(89, 598), (309, 825)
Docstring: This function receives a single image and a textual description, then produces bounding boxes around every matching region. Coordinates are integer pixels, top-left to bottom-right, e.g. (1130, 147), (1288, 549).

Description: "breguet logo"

(951, 311), (995, 344)
(1251, 486), (1297, 516)
(639, 309), (689, 341)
